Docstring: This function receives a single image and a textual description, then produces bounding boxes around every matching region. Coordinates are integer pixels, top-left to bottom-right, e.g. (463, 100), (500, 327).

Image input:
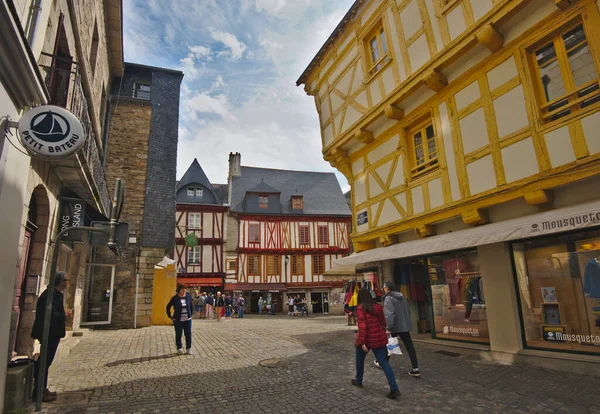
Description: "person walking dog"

(166, 284), (193, 355)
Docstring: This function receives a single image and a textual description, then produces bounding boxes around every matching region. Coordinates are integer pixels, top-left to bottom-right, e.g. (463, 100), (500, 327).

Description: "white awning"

(335, 199), (600, 267)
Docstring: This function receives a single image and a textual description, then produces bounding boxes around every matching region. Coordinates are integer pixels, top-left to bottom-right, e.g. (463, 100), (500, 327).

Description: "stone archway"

(12, 185), (50, 356)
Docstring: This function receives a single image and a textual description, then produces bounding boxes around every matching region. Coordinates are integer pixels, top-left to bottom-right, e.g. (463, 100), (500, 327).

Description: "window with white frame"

(196, 188), (203, 197)
(189, 213), (201, 230)
(187, 188), (194, 196)
(188, 246), (201, 264)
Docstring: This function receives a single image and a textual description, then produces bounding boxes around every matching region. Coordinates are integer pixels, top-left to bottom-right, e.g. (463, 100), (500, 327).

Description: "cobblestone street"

(36, 315), (600, 414)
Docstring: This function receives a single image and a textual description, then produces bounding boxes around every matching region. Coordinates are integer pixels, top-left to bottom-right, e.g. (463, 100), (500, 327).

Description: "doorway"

(81, 264), (115, 325)
(311, 292), (326, 314)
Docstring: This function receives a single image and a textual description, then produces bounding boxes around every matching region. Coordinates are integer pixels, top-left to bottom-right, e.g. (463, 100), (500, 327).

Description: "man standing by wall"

(378, 281), (420, 377)
(31, 272), (69, 402)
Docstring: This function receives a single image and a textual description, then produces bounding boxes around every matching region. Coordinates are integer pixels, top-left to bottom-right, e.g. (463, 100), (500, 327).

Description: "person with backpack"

(375, 281), (420, 377)
(224, 293), (232, 320)
(195, 292), (206, 318)
(237, 295), (245, 318)
(205, 293), (214, 320)
(352, 287), (400, 399)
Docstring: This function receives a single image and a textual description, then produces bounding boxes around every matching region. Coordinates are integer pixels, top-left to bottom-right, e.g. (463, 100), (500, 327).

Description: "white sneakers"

(177, 348), (184, 354)
(186, 348), (193, 355)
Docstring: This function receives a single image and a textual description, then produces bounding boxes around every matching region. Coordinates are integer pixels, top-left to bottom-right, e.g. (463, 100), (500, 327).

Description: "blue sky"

(122, 0), (355, 191)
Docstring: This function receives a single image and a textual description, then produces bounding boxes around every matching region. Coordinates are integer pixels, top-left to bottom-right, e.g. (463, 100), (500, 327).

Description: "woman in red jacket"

(352, 288), (400, 399)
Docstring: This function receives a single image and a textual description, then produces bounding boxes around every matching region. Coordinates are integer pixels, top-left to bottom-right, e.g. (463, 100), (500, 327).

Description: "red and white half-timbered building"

(225, 153), (352, 314)
(175, 159), (228, 291)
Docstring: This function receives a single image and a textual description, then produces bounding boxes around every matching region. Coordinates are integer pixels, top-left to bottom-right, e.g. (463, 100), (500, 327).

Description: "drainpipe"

(25, 0), (43, 45)
(101, 98), (112, 166)
(134, 238), (141, 328)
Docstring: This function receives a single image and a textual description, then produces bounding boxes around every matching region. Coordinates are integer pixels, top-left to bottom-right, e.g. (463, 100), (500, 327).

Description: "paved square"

(36, 315), (600, 413)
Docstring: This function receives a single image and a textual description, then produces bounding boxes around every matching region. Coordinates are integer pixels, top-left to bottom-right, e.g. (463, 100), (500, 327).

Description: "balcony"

(38, 52), (110, 214)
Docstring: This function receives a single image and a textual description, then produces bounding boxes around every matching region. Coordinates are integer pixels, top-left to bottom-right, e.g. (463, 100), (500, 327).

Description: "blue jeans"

(258, 305), (263, 315)
(174, 319), (192, 350)
(238, 306), (244, 318)
(355, 345), (398, 391)
(225, 306), (231, 317)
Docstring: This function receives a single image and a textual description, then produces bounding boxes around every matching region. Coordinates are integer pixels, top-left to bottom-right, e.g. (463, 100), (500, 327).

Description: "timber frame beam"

(476, 24), (504, 53)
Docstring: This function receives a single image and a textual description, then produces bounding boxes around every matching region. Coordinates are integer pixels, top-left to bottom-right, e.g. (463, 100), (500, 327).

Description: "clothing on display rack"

(584, 258), (600, 299)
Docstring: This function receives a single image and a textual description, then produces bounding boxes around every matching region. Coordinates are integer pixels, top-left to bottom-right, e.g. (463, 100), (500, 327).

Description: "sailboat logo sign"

(17, 105), (85, 157)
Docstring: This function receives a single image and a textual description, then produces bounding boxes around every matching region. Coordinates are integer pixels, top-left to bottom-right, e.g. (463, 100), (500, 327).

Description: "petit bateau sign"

(17, 105), (86, 157)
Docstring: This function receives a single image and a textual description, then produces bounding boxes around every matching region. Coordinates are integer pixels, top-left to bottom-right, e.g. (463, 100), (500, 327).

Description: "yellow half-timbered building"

(299, 0), (600, 370)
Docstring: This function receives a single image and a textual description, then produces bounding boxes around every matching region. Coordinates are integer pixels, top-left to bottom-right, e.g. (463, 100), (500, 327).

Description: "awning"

(179, 277), (223, 286)
(335, 199), (600, 267)
(224, 283), (287, 291)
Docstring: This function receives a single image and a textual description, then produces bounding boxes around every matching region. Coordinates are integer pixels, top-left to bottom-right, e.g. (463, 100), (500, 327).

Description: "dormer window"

(187, 188), (194, 196)
(291, 196), (303, 210)
(196, 188), (203, 197)
(134, 82), (151, 100)
(258, 195), (269, 209)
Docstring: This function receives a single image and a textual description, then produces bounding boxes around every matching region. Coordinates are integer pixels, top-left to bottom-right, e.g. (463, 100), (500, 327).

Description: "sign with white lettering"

(17, 105), (86, 157)
(528, 209), (600, 236)
(357, 211), (368, 226)
(60, 197), (86, 241)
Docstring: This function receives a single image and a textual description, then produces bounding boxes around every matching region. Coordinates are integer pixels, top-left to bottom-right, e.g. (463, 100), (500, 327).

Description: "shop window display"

(427, 250), (489, 344)
(513, 230), (600, 354)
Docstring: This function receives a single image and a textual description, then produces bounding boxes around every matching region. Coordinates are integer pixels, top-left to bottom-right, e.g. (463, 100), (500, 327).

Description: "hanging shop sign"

(60, 197), (86, 242)
(17, 105), (86, 157)
(357, 211), (368, 226)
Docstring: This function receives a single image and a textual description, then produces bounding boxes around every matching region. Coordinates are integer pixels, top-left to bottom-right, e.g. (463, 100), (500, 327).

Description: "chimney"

(228, 152), (241, 178)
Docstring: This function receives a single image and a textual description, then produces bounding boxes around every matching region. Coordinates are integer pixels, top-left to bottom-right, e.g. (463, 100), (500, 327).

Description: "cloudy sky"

(122, 0), (354, 191)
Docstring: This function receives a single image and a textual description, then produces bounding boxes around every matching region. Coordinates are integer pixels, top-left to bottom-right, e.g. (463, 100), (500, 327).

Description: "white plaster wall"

(471, 0), (493, 22)
(467, 155), (496, 195)
(320, 96), (331, 126)
(428, 177), (444, 209)
(361, 0), (383, 25)
(323, 124), (334, 147)
(382, 66), (396, 96)
(580, 111), (600, 155)
(408, 35), (430, 72)
(367, 135), (398, 164)
(350, 62), (365, 94)
(446, 6), (466, 41)
(328, 47), (358, 85)
(337, 31), (355, 56)
(401, 0), (423, 39)
(352, 158), (365, 176)
(342, 106), (362, 133)
(368, 172), (384, 197)
(203, 212), (213, 238)
(355, 90), (369, 108)
(439, 102), (461, 201)
(460, 107), (489, 154)
(487, 56), (519, 91)
(455, 81), (481, 111)
(493, 86), (528, 138)
(334, 112), (344, 136)
(544, 126), (576, 168)
(412, 185), (425, 214)
(443, 44), (490, 84)
(378, 198), (401, 226)
(330, 93), (344, 114)
(202, 247), (213, 270)
(376, 160), (393, 185)
(502, 0), (556, 45)
(354, 176), (367, 205)
(390, 154), (405, 188)
(369, 81), (383, 106)
(395, 191), (408, 213)
(424, 0), (442, 52)
(501, 137), (539, 183)
(401, 85), (436, 116)
(336, 67), (354, 96)
(386, 8), (406, 81)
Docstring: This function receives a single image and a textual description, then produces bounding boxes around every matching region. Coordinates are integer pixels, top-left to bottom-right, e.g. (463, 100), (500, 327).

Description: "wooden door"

(13, 230), (32, 352)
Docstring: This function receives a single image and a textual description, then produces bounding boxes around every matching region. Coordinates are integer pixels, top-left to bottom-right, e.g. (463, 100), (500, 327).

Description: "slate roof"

(247, 180), (280, 194)
(211, 184), (229, 205)
(230, 166), (351, 216)
(176, 159), (223, 205)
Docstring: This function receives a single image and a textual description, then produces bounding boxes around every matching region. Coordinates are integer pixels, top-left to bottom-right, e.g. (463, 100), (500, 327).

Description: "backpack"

(239, 298), (245, 306)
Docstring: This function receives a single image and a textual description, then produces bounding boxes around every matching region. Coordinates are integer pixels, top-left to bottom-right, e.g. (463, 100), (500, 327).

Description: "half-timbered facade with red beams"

(175, 159), (228, 291)
(225, 153), (351, 314)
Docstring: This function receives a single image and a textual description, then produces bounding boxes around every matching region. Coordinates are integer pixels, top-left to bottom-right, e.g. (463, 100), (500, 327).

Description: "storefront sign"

(542, 326), (567, 342)
(443, 325), (480, 337)
(269, 290), (280, 293)
(357, 211), (368, 226)
(252, 290), (260, 293)
(17, 105), (86, 157)
(529, 210), (600, 235)
(60, 197), (86, 241)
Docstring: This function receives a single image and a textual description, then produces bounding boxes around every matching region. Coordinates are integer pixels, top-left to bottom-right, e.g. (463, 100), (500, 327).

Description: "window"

(248, 255), (260, 275)
(89, 20), (99, 78)
(409, 120), (438, 176)
(312, 255), (325, 275)
(227, 259), (237, 271)
(187, 188), (194, 197)
(134, 82), (151, 100)
(188, 246), (201, 264)
(196, 188), (203, 197)
(291, 196), (303, 210)
(299, 225), (310, 245)
(291, 255), (304, 275)
(318, 225), (329, 244)
(249, 224), (260, 243)
(258, 195), (269, 209)
(531, 23), (599, 122)
(365, 22), (389, 75)
(513, 229), (600, 355)
(267, 255), (280, 274)
(188, 213), (201, 230)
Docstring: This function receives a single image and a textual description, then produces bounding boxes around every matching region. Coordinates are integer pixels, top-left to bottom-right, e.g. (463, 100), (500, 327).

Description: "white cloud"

(210, 29), (247, 61)
(185, 92), (235, 122)
(190, 45), (212, 59)
(212, 75), (225, 90)
(254, 0), (287, 15)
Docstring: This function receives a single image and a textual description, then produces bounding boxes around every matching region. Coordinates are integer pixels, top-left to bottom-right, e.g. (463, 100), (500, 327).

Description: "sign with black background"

(60, 197), (86, 241)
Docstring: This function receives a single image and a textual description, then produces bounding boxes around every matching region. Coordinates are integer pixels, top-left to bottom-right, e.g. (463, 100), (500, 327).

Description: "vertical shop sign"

(60, 197), (86, 241)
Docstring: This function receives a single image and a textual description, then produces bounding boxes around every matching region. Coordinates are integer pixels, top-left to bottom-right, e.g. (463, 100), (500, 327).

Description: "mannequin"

(584, 255), (600, 300)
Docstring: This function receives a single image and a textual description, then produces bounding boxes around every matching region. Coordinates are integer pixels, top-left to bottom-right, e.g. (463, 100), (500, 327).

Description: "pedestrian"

(294, 295), (302, 316)
(237, 294), (245, 318)
(301, 298), (309, 317)
(31, 271), (70, 402)
(195, 291), (206, 317)
(166, 284), (193, 355)
(270, 298), (276, 315)
(376, 281), (420, 377)
(258, 296), (264, 315)
(205, 293), (214, 320)
(351, 287), (400, 399)
(225, 292), (232, 320)
(215, 291), (224, 322)
(288, 296), (294, 315)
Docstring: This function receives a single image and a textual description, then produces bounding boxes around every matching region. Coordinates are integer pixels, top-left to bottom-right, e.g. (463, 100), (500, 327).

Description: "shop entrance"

(393, 260), (432, 334)
(81, 264), (115, 325)
(311, 292), (327, 314)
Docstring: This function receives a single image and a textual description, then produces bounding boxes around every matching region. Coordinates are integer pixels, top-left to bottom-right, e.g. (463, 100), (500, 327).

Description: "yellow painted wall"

(151, 264), (177, 326)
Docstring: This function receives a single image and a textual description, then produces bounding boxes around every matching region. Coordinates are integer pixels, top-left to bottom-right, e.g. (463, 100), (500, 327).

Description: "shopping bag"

(387, 336), (403, 356)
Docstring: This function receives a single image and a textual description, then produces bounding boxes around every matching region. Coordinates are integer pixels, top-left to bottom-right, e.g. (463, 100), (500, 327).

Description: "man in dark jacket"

(166, 284), (193, 354)
(375, 281), (420, 377)
(31, 271), (69, 402)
